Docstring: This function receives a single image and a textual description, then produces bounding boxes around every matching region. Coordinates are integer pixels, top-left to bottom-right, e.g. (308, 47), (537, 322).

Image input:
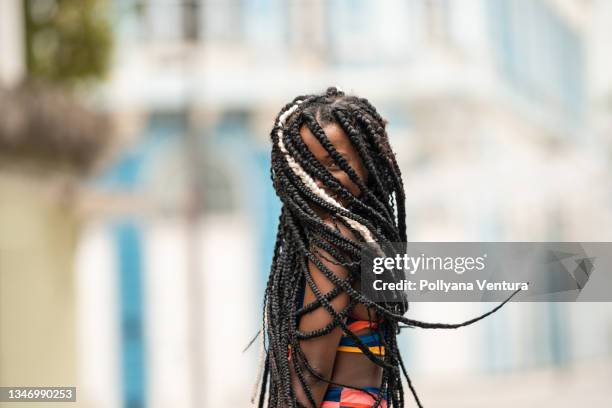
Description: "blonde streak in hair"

(285, 153), (374, 242)
(276, 102), (376, 243)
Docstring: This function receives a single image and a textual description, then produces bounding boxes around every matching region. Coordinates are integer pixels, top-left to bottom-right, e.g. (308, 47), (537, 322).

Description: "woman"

(253, 87), (514, 408)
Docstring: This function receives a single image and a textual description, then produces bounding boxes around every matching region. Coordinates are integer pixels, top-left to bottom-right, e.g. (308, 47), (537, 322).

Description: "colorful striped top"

(336, 317), (385, 356)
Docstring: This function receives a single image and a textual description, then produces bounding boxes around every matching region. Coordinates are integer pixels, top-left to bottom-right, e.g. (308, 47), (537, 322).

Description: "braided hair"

(253, 87), (517, 407)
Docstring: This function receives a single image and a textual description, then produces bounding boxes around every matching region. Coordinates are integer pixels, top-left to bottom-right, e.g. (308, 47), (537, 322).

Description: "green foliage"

(23, 0), (113, 84)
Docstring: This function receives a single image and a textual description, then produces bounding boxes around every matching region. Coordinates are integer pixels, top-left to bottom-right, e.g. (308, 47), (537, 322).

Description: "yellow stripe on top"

(336, 345), (386, 356)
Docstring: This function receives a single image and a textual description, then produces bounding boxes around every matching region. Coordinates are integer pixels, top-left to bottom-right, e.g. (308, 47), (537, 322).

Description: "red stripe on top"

(347, 320), (379, 333)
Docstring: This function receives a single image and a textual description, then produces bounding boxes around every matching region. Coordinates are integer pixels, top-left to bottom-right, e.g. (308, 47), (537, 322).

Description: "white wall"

(0, 0), (24, 87)
(75, 221), (122, 408)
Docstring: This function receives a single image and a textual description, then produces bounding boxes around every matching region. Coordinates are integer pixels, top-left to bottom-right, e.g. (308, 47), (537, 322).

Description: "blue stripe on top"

(339, 332), (382, 348)
(323, 385), (387, 403)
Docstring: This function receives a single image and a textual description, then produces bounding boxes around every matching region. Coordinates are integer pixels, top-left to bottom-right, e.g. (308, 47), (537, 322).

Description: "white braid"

(276, 101), (376, 243)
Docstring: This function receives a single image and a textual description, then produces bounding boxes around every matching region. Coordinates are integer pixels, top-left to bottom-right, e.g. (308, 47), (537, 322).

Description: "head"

(270, 86), (406, 243)
(300, 119), (366, 201)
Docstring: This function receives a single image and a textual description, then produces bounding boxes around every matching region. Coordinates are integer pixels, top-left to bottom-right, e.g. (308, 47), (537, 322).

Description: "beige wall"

(0, 171), (78, 408)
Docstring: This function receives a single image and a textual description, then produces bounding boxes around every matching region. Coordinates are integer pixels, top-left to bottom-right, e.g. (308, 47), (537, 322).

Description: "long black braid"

(254, 87), (518, 407)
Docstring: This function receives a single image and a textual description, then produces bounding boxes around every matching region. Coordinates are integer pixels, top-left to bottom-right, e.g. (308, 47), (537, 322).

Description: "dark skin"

(288, 123), (382, 407)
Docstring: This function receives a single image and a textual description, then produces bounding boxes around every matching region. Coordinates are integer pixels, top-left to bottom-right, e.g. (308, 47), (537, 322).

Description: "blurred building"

(2, 0), (607, 408)
(1, 2), (109, 408)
